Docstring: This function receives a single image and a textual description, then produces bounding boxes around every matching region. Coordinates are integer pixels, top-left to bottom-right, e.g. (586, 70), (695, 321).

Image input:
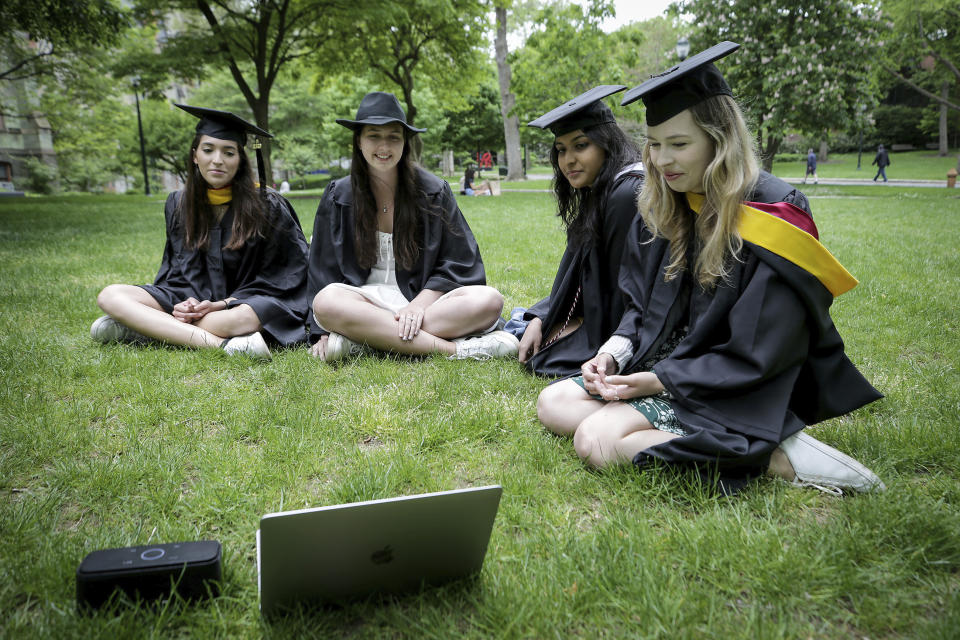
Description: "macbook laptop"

(256, 485), (502, 615)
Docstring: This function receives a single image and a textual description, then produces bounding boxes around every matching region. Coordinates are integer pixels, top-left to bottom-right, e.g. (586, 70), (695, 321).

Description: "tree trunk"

(495, 7), (523, 181)
(939, 81), (949, 157)
(819, 139), (828, 163)
(760, 132), (781, 173)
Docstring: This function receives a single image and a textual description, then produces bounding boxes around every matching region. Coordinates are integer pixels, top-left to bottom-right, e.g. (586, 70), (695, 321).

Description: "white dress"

(315, 231), (497, 334)
(326, 231), (410, 313)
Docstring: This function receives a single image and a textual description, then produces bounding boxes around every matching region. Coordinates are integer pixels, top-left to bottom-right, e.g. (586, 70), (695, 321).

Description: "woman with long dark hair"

(92, 104), (309, 360)
(308, 92), (517, 361)
(519, 86), (644, 377)
(537, 44), (884, 494)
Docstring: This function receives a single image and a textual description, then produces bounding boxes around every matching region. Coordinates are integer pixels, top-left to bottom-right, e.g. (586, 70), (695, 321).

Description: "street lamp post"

(676, 37), (690, 61)
(132, 76), (150, 195)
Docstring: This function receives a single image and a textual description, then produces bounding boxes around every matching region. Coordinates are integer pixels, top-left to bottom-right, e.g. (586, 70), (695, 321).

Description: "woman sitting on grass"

(519, 85), (644, 377)
(92, 104), (309, 360)
(537, 43), (885, 494)
(308, 92), (518, 361)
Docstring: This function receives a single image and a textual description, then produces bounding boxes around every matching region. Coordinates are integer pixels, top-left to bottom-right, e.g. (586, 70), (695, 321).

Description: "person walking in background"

(872, 144), (890, 182)
(803, 147), (818, 184)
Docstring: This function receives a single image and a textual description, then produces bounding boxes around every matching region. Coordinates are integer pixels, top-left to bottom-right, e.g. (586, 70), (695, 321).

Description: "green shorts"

(571, 375), (689, 437)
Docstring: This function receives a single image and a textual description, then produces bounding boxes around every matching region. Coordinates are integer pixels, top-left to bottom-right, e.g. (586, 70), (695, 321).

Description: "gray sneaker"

(323, 332), (363, 362)
(222, 331), (272, 361)
(451, 330), (519, 360)
(779, 431), (885, 495)
(90, 315), (151, 344)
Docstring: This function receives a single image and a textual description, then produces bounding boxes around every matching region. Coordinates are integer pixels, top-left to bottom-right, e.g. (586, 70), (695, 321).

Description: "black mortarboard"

(336, 92), (426, 133)
(527, 85), (626, 136)
(175, 103), (273, 193)
(175, 103), (273, 144)
(621, 41), (740, 125)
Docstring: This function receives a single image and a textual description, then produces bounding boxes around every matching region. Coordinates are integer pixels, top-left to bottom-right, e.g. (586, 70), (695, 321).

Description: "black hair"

(181, 133), (265, 251)
(549, 121), (641, 246)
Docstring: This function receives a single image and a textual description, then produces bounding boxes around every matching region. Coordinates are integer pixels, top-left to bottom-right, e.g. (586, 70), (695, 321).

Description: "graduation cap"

(527, 85), (626, 136)
(175, 103), (273, 193)
(621, 41), (740, 125)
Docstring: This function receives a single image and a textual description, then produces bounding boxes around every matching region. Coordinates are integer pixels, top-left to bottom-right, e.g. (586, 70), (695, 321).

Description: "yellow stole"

(207, 185), (232, 205)
(686, 192), (858, 297)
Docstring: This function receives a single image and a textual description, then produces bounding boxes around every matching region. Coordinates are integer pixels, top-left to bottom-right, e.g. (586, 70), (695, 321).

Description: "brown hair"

(181, 133), (266, 251)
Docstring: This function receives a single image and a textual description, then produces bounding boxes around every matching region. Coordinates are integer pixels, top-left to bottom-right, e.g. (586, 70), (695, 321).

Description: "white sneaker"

(451, 330), (519, 360)
(779, 431), (885, 495)
(90, 315), (151, 344)
(323, 332), (363, 362)
(222, 332), (272, 361)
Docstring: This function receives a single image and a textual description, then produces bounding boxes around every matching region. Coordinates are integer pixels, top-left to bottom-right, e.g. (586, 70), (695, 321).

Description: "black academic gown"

(524, 166), (644, 377)
(141, 189), (310, 347)
(613, 173), (881, 493)
(307, 168), (487, 343)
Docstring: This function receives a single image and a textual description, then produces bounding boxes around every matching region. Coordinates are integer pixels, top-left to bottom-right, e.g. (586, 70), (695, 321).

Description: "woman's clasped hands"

(395, 303), (426, 341)
(172, 297), (228, 323)
(581, 352), (664, 402)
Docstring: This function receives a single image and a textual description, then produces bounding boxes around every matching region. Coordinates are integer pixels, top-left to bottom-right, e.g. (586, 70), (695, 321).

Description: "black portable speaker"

(76, 540), (222, 609)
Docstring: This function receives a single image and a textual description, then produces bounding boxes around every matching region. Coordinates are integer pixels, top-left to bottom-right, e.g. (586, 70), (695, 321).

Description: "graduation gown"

(141, 189), (310, 347)
(307, 168), (487, 342)
(613, 172), (881, 492)
(524, 166), (644, 377)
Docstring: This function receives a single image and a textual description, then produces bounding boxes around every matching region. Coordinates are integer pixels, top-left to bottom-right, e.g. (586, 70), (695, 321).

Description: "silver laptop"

(256, 485), (502, 615)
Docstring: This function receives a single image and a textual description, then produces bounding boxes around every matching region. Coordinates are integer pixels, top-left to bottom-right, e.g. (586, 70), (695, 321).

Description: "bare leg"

(537, 378), (605, 436)
(194, 304), (261, 337)
(313, 286), (456, 356)
(97, 284), (238, 349)
(573, 401), (681, 468)
(420, 285), (504, 338)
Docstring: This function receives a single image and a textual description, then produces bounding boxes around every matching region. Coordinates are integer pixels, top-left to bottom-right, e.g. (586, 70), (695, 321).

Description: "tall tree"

(881, 0), (960, 156)
(316, 0), (487, 158)
(510, 1), (642, 132)
(681, 0), (885, 171)
(138, 0), (342, 182)
(494, 3), (523, 180)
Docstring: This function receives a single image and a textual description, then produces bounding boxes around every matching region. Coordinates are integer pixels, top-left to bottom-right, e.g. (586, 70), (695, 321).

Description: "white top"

(366, 231), (397, 287)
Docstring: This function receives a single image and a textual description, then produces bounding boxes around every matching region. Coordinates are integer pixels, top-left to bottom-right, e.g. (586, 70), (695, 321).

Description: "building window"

(0, 162), (11, 182)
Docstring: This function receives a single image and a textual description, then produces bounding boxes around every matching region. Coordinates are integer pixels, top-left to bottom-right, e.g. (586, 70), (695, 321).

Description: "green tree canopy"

(680, 0), (885, 169)
(0, 0), (127, 82)
(510, 1), (645, 144)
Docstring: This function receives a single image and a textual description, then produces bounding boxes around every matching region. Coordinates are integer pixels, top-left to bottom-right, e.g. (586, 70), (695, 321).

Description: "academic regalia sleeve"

(306, 180), (350, 343)
(140, 192), (199, 311)
(418, 178), (486, 293)
(225, 191), (309, 346)
(611, 217), (667, 348)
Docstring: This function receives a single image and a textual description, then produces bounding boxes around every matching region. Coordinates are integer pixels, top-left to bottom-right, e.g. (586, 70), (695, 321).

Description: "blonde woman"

(537, 43), (884, 495)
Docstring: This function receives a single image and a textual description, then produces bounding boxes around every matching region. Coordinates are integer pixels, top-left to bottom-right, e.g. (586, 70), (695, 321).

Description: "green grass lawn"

(1, 186), (959, 638)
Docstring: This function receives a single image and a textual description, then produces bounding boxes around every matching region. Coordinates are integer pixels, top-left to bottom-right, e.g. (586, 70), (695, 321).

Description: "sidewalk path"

(501, 173), (953, 191)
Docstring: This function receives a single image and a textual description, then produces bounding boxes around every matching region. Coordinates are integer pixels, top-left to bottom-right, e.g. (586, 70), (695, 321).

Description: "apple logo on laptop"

(370, 545), (393, 565)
